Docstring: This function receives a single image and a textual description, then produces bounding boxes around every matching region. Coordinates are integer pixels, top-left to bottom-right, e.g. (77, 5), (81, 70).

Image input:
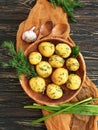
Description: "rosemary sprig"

(2, 41), (37, 78)
(49, 0), (83, 22)
(24, 97), (98, 125)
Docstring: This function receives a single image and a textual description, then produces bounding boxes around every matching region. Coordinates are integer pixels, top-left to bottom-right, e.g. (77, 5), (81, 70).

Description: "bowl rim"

(20, 37), (86, 105)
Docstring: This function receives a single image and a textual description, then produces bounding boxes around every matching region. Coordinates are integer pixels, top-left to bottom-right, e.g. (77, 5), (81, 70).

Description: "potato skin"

(55, 43), (71, 58)
(66, 74), (81, 90)
(36, 61), (52, 78)
(52, 68), (68, 85)
(29, 77), (46, 92)
(46, 83), (63, 99)
(66, 57), (79, 71)
(29, 52), (42, 65)
(49, 55), (65, 68)
(38, 42), (55, 57)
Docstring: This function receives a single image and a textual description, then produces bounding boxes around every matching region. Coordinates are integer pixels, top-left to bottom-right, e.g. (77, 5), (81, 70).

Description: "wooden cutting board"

(16, 0), (98, 130)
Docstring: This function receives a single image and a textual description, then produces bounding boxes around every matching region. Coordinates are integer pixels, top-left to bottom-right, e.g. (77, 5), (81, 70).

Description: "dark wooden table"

(0, 0), (98, 130)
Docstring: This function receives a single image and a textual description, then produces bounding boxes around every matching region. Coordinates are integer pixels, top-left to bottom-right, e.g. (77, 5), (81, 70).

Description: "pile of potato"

(28, 42), (81, 99)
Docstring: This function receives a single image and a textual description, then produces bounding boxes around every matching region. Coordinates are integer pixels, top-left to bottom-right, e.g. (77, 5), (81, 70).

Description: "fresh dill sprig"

(49, 0), (57, 6)
(2, 41), (37, 78)
(49, 0), (83, 22)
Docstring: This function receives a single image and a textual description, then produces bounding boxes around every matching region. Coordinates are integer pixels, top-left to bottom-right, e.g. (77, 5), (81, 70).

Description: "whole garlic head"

(22, 26), (37, 43)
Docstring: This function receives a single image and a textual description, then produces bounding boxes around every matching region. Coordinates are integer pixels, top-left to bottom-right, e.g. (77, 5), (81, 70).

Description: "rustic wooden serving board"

(16, 0), (98, 130)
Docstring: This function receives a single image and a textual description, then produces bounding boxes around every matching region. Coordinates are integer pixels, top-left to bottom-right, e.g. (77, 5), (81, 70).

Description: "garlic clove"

(22, 26), (37, 43)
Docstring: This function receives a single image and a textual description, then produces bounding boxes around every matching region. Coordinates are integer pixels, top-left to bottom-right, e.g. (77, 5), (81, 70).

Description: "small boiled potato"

(46, 83), (63, 99)
(28, 52), (42, 65)
(66, 74), (81, 90)
(52, 68), (68, 85)
(29, 77), (46, 92)
(55, 43), (71, 58)
(66, 57), (79, 71)
(49, 55), (65, 68)
(38, 42), (55, 57)
(36, 61), (52, 78)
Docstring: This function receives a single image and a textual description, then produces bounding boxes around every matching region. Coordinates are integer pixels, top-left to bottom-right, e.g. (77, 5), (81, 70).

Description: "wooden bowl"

(20, 38), (86, 105)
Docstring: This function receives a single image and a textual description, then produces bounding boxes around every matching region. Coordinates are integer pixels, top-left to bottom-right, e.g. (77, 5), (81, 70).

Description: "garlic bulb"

(22, 26), (37, 43)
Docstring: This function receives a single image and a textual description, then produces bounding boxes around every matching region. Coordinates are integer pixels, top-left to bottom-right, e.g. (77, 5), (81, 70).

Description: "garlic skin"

(22, 27), (37, 43)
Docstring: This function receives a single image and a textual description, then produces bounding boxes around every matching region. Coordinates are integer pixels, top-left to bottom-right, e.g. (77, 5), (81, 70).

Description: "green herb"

(49, 0), (83, 22)
(24, 97), (98, 125)
(49, 0), (57, 6)
(2, 41), (37, 78)
(72, 45), (80, 57)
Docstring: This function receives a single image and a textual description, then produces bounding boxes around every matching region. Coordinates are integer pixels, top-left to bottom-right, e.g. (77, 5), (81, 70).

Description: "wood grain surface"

(0, 0), (98, 130)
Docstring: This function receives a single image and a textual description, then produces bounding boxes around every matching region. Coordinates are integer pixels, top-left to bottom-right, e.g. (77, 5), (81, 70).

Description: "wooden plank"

(0, 0), (98, 130)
